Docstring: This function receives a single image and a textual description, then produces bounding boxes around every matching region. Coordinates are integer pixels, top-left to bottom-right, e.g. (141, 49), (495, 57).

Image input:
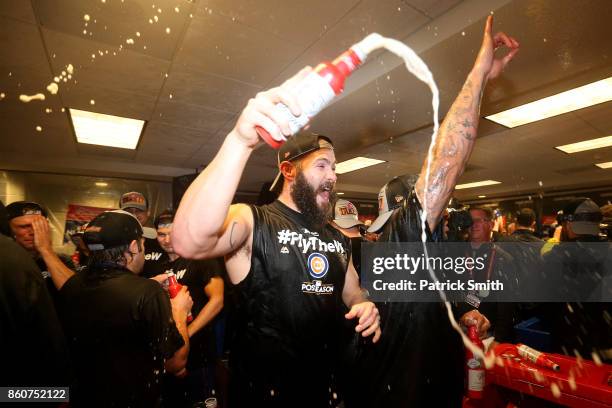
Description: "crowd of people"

(1, 15), (610, 408)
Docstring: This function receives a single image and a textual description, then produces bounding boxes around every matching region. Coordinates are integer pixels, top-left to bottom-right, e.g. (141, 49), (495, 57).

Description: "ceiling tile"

(0, 2), (37, 24)
(43, 28), (171, 99)
(153, 100), (235, 134)
(0, 17), (52, 75)
(269, 0), (429, 87)
(195, 0), (359, 47)
(403, 0), (462, 19)
(60, 82), (156, 120)
(33, 0), (192, 61)
(174, 11), (303, 86)
(163, 66), (261, 114)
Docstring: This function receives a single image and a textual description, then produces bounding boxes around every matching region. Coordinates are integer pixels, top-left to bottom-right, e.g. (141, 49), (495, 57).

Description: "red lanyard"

(468, 246), (496, 281)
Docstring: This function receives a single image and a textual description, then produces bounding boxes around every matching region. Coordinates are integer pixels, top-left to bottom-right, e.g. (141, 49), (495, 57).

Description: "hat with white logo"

(6, 201), (47, 220)
(333, 199), (364, 229)
(119, 191), (148, 211)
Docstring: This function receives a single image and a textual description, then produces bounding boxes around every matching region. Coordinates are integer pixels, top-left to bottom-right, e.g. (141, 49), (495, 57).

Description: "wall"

(0, 170), (172, 255)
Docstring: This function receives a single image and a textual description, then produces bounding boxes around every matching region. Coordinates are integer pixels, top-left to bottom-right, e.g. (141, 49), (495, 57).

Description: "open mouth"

(318, 185), (333, 201)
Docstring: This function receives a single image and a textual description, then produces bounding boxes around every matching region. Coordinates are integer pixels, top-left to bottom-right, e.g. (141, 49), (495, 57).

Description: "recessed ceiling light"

(555, 135), (612, 154)
(337, 192), (345, 195)
(478, 195), (486, 198)
(95, 182), (108, 187)
(69, 108), (146, 149)
(595, 161), (612, 169)
(335, 157), (386, 174)
(485, 76), (612, 128)
(455, 180), (501, 190)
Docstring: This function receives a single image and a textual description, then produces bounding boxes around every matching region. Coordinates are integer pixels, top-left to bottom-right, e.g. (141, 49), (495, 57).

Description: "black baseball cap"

(269, 132), (334, 192)
(83, 210), (156, 251)
(5, 201), (48, 220)
(558, 198), (603, 236)
(154, 209), (175, 229)
(516, 208), (536, 227)
(368, 174), (418, 233)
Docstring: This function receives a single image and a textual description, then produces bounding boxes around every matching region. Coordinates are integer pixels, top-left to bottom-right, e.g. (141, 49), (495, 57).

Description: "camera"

(446, 208), (473, 242)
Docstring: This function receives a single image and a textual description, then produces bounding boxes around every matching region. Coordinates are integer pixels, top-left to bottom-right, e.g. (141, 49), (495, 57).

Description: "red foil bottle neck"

(332, 48), (363, 77)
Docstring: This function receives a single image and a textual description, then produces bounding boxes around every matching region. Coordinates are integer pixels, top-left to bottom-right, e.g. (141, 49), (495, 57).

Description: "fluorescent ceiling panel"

(335, 157), (386, 174)
(486, 77), (612, 128)
(555, 135), (612, 154)
(455, 180), (501, 190)
(69, 108), (145, 149)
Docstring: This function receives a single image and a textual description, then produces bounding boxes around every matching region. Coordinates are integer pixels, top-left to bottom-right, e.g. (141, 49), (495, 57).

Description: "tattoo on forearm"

(420, 75), (485, 224)
(229, 221), (238, 250)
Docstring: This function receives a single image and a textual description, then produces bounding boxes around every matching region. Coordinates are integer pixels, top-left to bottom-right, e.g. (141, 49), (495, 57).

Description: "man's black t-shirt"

(349, 189), (465, 408)
(0, 236), (71, 387)
(142, 237), (169, 278)
(160, 257), (222, 369)
(229, 200), (351, 407)
(35, 253), (74, 309)
(60, 265), (184, 407)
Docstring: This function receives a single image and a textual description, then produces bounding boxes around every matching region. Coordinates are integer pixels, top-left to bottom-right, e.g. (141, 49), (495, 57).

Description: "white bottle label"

(468, 368), (485, 391)
(275, 72), (336, 135)
(517, 344), (541, 364)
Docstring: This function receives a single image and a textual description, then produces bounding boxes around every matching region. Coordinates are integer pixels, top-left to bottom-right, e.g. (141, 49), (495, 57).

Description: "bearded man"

(173, 120), (380, 407)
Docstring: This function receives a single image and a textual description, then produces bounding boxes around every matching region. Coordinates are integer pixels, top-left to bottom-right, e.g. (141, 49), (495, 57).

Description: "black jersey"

(0, 236), (71, 387)
(142, 237), (169, 278)
(347, 189), (465, 408)
(229, 200), (351, 407)
(60, 266), (184, 407)
(160, 257), (222, 368)
(35, 253), (74, 309)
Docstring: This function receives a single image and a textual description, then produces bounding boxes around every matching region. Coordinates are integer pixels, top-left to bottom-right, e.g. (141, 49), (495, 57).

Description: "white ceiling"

(0, 0), (611, 202)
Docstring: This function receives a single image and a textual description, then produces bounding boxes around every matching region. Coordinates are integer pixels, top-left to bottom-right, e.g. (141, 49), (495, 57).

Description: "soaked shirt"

(60, 265), (184, 407)
(142, 237), (169, 278)
(348, 189), (465, 408)
(35, 253), (74, 309)
(229, 200), (351, 407)
(160, 257), (222, 369)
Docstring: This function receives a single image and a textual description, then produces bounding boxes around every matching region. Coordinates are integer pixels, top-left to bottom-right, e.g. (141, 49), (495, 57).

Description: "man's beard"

(291, 171), (336, 229)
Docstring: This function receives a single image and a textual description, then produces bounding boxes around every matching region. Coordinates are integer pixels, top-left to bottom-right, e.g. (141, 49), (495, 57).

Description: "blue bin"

(513, 317), (552, 352)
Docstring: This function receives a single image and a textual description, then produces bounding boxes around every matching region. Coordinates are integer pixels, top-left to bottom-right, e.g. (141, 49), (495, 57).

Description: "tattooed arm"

(415, 15), (519, 231)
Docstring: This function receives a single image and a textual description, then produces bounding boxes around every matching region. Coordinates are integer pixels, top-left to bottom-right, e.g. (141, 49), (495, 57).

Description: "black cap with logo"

(5, 201), (47, 220)
(269, 132), (334, 192)
(83, 210), (156, 251)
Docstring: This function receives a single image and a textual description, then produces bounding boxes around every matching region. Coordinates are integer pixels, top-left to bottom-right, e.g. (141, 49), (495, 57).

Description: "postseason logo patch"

(307, 252), (329, 279)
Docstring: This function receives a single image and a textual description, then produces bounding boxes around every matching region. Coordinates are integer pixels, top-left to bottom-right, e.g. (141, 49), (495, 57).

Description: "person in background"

(6, 201), (75, 302)
(466, 207), (518, 343)
(331, 199), (365, 277)
(119, 191), (169, 277)
(541, 198), (611, 361)
(153, 210), (225, 407)
(512, 208), (543, 242)
(0, 200), (71, 389)
(60, 210), (192, 407)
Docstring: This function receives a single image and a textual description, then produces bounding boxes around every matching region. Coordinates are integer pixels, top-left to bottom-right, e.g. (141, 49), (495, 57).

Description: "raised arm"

(32, 215), (74, 290)
(415, 16), (519, 230)
(172, 68), (311, 260)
